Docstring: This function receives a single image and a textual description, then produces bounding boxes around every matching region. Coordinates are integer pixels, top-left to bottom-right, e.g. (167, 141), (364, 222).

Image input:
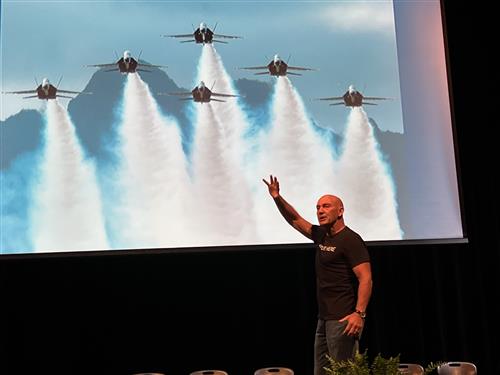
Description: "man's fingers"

(263, 175), (279, 188)
(344, 326), (356, 336)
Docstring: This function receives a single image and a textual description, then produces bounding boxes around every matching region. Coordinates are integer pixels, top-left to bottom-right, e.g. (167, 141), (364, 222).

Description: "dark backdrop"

(1, 1), (498, 374)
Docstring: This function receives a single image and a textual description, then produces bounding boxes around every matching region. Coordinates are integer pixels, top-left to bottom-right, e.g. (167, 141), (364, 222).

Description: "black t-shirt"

(311, 225), (370, 320)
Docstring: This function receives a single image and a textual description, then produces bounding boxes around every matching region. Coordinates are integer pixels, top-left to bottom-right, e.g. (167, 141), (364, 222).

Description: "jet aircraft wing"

(287, 66), (316, 71)
(159, 91), (191, 96)
(86, 63), (117, 68)
(363, 96), (392, 100)
(211, 92), (239, 98)
(2, 89), (37, 94)
(138, 63), (167, 69)
(163, 34), (194, 38)
(239, 66), (269, 70)
(58, 89), (83, 94)
(316, 96), (344, 101)
(214, 33), (242, 39)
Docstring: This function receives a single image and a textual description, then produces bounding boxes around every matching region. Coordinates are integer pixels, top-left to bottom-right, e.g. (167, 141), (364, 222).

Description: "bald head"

(316, 194), (345, 228)
(318, 194), (343, 209)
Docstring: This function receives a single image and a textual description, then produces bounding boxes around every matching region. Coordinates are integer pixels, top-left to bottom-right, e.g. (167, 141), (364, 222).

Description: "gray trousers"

(314, 319), (360, 375)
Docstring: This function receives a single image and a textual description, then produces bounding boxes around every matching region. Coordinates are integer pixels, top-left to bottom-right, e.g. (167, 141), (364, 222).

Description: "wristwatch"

(355, 309), (367, 319)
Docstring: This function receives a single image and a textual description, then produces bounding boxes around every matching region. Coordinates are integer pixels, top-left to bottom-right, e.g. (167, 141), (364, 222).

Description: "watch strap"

(355, 309), (366, 319)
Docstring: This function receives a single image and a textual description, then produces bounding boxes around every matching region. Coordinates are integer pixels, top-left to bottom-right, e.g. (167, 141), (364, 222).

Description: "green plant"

(422, 362), (441, 374)
(324, 350), (442, 375)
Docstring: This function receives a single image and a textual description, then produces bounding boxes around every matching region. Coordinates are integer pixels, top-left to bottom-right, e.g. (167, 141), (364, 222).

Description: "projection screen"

(0, 0), (464, 254)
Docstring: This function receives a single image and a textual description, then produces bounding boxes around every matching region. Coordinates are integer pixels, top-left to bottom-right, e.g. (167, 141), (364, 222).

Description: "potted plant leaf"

(324, 350), (441, 375)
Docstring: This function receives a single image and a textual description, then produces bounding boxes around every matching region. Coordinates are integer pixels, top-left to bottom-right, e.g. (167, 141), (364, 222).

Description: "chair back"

(254, 367), (294, 375)
(190, 371), (228, 375)
(398, 363), (424, 374)
(437, 362), (477, 375)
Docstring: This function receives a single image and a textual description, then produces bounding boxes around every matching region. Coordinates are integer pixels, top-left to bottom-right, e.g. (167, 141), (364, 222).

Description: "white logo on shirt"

(319, 244), (337, 253)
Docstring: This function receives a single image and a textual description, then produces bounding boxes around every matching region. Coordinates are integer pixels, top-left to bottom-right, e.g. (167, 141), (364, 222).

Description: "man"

(263, 175), (372, 375)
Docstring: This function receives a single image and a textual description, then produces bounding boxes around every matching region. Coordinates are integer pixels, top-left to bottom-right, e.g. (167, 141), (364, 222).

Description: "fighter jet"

(86, 50), (166, 74)
(2, 77), (89, 100)
(316, 85), (392, 107)
(160, 81), (239, 103)
(239, 54), (316, 76)
(163, 22), (241, 44)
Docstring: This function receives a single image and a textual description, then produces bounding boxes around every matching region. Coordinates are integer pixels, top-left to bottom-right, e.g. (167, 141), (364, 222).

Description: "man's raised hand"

(263, 175), (280, 198)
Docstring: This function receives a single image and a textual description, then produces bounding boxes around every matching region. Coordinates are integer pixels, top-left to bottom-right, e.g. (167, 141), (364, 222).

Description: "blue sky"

(1, 0), (403, 133)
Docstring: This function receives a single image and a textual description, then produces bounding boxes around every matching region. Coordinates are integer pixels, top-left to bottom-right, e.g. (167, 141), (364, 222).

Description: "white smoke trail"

(112, 73), (192, 248)
(198, 45), (248, 151)
(255, 77), (336, 243)
(191, 104), (254, 245)
(335, 107), (402, 240)
(31, 101), (109, 252)
(191, 44), (257, 243)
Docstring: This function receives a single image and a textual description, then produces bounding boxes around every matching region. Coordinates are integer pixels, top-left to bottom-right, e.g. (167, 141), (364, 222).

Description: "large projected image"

(0, 1), (463, 254)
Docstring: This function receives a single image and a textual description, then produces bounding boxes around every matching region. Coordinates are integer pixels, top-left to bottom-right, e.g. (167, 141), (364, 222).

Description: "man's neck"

(323, 221), (346, 236)
(331, 223), (346, 235)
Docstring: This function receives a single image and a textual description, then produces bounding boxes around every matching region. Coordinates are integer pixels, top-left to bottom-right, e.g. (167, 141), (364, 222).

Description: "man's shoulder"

(311, 224), (325, 243)
(340, 226), (368, 248)
(343, 226), (364, 239)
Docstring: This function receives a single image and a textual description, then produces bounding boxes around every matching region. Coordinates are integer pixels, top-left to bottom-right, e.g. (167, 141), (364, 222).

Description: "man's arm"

(352, 262), (372, 314)
(263, 175), (313, 239)
(340, 262), (372, 336)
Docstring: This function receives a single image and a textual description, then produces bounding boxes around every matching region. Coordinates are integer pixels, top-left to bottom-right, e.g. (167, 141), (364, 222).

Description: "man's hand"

(263, 175), (280, 198)
(339, 312), (364, 337)
(263, 175), (313, 239)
